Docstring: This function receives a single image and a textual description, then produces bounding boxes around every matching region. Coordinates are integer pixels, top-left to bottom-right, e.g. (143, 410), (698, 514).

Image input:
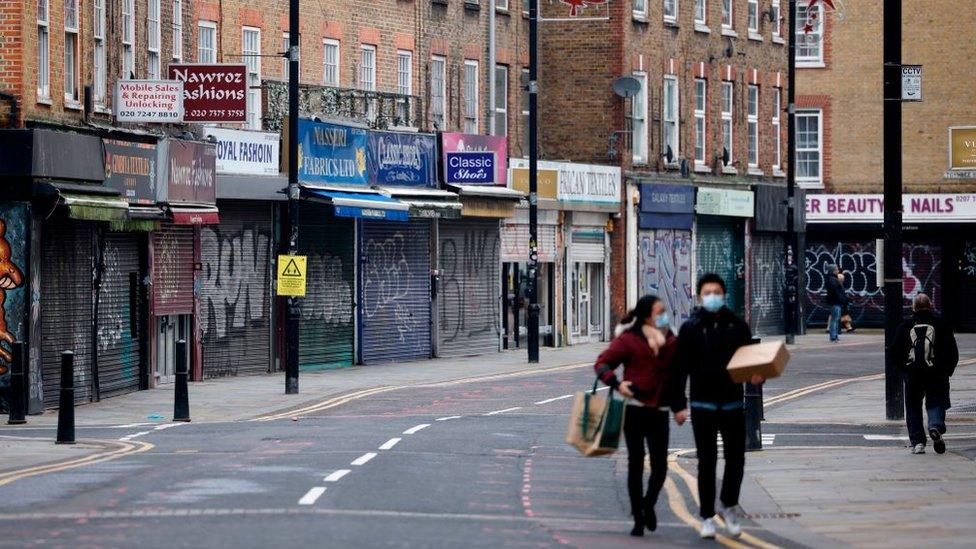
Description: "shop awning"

(377, 187), (462, 219)
(304, 188), (409, 221)
(169, 204), (220, 225)
(447, 184), (525, 200)
(60, 193), (129, 222)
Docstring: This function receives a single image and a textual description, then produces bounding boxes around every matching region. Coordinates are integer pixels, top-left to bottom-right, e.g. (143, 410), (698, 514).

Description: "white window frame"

(282, 33), (290, 81)
(93, 0), (106, 104)
(633, 0), (647, 19)
(147, 0), (161, 79)
(430, 55), (446, 130)
(521, 68), (530, 153)
(37, 0), (50, 99)
(122, 0), (135, 78)
(796, 109), (823, 187)
(172, 0), (183, 60)
(772, 88), (782, 171)
(694, 78), (706, 166)
(748, 0), (760, 33)
(695, 0), (707, 26)
(198, 21), (216, 64)
(496, 0), (509, 11)
(463, 60), (479, 134)
(747, 84), (759, 168)
(360, 44), (376, 91)
(242, 26), (262, 130)
(722, 81), (734, 166)
(494, 64), (509, 137)
(722, 0), (733, 30)
(663, 0), (678, 24)
(64, 0), (80, 103)
(796, 2), (825, 66)
(396, 50), (413, 126)
(772, 0), (783, 39)
(662, 75), (679, 163)
(631, 72), (648, 165)
(323, 39), (340, 86)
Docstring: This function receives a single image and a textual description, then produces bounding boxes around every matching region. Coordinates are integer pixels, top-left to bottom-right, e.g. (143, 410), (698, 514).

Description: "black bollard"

(173, 339), (191, 422)
(7, 341), (27, 424)
(56, 351), (76, 444)
(744, 337), (764, 452)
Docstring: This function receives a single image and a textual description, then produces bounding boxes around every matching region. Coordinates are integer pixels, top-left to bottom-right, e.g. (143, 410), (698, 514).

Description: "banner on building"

(168, 64), (248, 123)
(115, 80), (184, 123)
(441, 133), (507, 186)
(103, 139), (157, 204)
(696, 187), (755, 218)
(296, 119), (368, 186)
(367, 131), (437, 187)
(806, 193), (976, 223)
(204, 128), (279, 176)
(161, 140), (217, 204)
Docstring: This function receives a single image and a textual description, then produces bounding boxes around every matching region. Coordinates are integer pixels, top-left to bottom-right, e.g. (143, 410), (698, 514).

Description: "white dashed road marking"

(379, 438), (401, 450)
(435, 416), (462, 421)
(298, 487), (327, 505)
(118, 431), (151, 442)
(864, 434), (910, 441)
(485, 407), (522, 416)
(534, 395), (573, 405)
(351, 453), (377, 466)
(403, 424), (430, 435)
(324, 470), (351, 482)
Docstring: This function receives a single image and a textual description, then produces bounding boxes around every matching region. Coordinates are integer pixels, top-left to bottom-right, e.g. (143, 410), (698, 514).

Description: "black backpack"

(907, 323), (937, 370)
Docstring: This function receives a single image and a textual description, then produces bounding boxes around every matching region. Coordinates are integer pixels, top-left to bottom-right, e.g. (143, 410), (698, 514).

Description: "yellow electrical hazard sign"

(276, 255), (307, 297)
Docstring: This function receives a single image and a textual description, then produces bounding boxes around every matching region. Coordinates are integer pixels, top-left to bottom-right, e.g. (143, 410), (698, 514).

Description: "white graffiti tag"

(301, 253), (353, 325)
(362, 234), (416, 341)
(200, 228), (271, 338)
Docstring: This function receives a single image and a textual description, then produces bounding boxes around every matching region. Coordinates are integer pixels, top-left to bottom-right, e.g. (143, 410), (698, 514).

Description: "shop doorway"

(502, 262), (555, 349)
(156, 314), (191, 385)
(570, 261), (605, 342)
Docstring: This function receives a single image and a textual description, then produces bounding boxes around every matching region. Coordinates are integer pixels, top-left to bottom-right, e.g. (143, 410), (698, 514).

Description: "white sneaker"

(720, 505), (743, 538)
(700, 517), (717, 539)
(911, 443), (926, 455)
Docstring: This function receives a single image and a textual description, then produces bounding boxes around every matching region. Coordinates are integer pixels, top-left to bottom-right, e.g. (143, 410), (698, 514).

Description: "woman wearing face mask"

(593, 295), (677, 537)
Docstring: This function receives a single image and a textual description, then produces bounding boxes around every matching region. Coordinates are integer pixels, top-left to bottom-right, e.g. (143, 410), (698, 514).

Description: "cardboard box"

(727, 341), (790, 384)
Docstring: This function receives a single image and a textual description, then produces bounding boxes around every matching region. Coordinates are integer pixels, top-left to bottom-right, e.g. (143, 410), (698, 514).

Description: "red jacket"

(593, 330), (678, 408)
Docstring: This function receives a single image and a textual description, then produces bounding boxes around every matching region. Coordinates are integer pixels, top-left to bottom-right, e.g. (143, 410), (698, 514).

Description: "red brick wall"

(0, 0), (24, 125)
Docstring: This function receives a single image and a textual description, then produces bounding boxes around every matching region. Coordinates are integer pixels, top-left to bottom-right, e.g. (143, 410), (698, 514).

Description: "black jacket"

(825, 274), (845, 306)
(893, 311), (959, 378)
(670, 306), (753, 412)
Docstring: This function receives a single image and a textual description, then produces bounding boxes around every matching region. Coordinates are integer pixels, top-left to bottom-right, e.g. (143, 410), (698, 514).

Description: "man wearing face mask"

(670, 273), (761, 540)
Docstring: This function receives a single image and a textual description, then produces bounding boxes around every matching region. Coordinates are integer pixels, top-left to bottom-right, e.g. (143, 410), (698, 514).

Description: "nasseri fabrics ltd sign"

(204, 128), (279, 176)
(806, 193), (976, 223)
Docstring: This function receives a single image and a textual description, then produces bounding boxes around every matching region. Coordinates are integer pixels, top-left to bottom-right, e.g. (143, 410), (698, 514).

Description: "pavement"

(0, 332), (974, 548)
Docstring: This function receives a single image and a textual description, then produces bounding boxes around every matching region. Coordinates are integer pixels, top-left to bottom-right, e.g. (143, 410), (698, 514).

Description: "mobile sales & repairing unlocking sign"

(115, 80), (184, 123)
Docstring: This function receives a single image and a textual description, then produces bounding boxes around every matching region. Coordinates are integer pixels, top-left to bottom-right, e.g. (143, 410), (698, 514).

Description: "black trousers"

(623, 406), (670, 517)
(691, 407), (745, 519)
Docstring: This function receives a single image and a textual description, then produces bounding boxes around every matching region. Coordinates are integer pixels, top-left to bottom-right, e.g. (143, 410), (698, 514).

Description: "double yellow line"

(0, 436), (153, 488)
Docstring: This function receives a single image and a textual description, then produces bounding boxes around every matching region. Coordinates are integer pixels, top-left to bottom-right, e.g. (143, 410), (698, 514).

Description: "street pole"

(784, 0), (798, 345)
(285, 0), (301, 394)
(882, 0), (904, 420)
(526, 1), (540, 363)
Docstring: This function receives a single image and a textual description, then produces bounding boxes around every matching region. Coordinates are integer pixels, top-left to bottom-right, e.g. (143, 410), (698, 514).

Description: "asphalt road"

(0, 336), (968, 549)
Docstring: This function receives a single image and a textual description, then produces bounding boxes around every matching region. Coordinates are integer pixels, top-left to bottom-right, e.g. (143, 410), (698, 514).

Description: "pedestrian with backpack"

(894, 293), (959, 455)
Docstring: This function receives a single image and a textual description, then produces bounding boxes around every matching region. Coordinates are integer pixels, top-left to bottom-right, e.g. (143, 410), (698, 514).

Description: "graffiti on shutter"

(638, 229), (693, 325)
(961, 241), (976, 330)
(750, 234), (784, 337)
(439, 221), (500, 357)
(97, 233), (142, 397)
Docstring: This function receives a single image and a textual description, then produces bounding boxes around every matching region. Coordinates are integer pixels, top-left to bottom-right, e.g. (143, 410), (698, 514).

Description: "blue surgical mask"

(655, 313), (671, 329)
(702, 294), (725, 313)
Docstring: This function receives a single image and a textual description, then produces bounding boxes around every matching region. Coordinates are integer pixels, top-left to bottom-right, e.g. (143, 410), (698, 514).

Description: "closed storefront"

(695, 188), (754, 318)
(439, 219), (501, 357)
(749, 183), (805, 337)
(568, 219), (609, 344)
(360, 219), (432, 364)
(152, 223), (194, 383)
(298, 204), (355, 370)
(96, 232), (145, 397)
(961, 240), (976, 331)
(500, 212), (557, 349)
(41, 218), (94, 407)
(637, 184), (695, 326)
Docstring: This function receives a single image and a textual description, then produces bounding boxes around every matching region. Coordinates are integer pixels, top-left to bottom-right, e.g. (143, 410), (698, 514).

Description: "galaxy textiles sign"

(204, 128), (279, 176)
(168, 64), (248, 123)
(297, 119), (368, 186)
(103, 139), (157, 204)
(367, 131), (436, 187)
(441, 133), (507, 186)
(161, 140), (217, 204)
(805, 194), (976, 223)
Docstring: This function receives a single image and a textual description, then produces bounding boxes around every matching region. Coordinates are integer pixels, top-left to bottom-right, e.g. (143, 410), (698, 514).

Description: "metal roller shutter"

(570, 229), (606, 263)
(41, 219), (94, 407)
(961, 240), (976, 331)
(200, 202), (274, 378)
(96, 232), (143, 397)
(695, 217), (745, 317)
(152, 224), (195, 316)
(298, 204), (355, 370)
(500, 223), (558, 262)
(750, 234), (785, 337)
(902, 241), (942, 315)
(438, 220), (500, 357)
(360, 219), (431, 364)
(638, 229), (694, 325)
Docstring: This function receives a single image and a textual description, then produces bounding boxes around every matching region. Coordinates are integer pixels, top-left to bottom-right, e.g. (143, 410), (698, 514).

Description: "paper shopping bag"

(566, 385), (625, 457)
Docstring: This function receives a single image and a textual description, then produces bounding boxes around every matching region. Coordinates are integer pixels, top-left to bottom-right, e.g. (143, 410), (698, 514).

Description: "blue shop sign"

(639, 183), (695, 230)
(445, 151), (495, 185)
(366, 130), (437, 187)
(297, 119), (368, 186)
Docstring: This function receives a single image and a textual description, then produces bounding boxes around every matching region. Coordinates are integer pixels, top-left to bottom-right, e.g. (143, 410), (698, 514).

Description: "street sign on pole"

(901, 65), (922, 102)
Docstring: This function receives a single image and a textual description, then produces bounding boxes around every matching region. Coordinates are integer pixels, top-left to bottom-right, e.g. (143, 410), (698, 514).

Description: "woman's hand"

(750, 374), (766, 385)
(618, 381), (636, 398)
(674, 408), (689, 426)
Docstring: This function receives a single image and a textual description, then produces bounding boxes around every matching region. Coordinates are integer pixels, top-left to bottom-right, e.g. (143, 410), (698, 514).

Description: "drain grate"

(745, 512), (801, 520)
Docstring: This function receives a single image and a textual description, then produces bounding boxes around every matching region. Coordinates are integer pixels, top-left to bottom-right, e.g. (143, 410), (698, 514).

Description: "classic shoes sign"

(445, 151), (495, 185)
(168, 64), (248, 123)
(441, 133), (508, 186)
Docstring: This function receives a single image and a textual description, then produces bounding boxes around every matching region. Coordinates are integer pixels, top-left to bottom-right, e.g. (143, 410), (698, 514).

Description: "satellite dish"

(613, 76), (642, 98)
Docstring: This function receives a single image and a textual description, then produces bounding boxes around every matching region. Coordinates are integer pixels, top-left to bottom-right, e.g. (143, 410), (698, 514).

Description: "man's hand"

(674, 408), (689, 426)
(750, 374), (766, 385)
(618, 381), (635, 398)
